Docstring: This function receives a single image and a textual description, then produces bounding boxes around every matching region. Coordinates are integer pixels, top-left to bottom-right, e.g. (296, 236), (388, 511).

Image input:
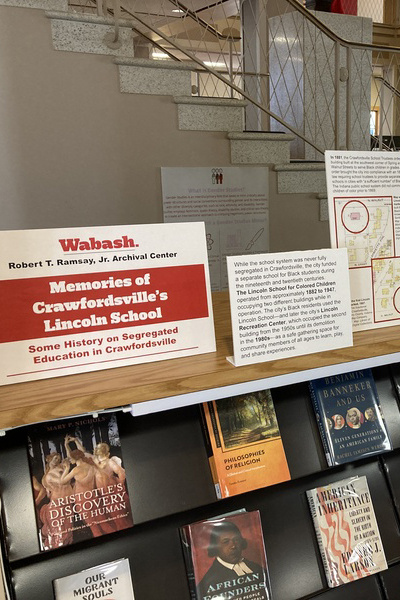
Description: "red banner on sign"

(0, 265), (208, 343)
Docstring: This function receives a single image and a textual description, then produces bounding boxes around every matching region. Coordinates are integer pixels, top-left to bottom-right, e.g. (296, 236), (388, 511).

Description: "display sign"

(326, 150), (400, 332)
(227, 249), (353, 366)
(162, 166), (268, 291)
(0, 223), (215, 385)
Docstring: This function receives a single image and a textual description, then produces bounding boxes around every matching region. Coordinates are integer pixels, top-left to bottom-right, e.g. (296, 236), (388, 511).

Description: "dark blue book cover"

(309, 369), (391, 466)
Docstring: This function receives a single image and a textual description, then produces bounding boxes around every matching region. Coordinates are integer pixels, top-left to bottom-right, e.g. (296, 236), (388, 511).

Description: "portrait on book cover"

(365, 407), (377, 421)
(332, 414), (345, 430)
(189, 512), (270, 600)
(346, 407), (364, 429)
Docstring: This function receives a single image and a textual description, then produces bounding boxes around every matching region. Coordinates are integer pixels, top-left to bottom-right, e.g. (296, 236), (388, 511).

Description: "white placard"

(326, 150), (400, 331)
(0, 223), (215, 385)
(227, 249), (353, 366)
(162, 166), (268, 291)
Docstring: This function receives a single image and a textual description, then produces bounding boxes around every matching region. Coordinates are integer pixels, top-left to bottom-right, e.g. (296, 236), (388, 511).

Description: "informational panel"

(227, 249), (353, 367)
(0, 223), (215, 385)
(326, 150), (400, 332)
(161, 166), (268, 291)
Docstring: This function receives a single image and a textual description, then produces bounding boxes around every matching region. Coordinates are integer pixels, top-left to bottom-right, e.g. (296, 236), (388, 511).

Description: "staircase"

(0, 0), (330, 249)
(58, 9), (329, 208)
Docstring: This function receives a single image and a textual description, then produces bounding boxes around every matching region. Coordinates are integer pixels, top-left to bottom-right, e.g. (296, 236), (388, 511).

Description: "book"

(309, 369), (391, 466)
(180, 510), (271, 600)
(201, 390), (290, 498)
(0, 496), (11, 600)
(53, 557), (135, 599)
(306, 475), (387, 587)
(27, 412), (133, 552)
(389, 363), (400, 404)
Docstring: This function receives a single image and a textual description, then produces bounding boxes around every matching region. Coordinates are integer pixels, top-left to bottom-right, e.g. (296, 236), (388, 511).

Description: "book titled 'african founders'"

(307, 475), (387, 587)
(180, 510), (271, 600)
(201, 389), (290, 498)
(53, 558), (135, 600)
(309, 369), (391, 466)
(27, 413), (133, 552)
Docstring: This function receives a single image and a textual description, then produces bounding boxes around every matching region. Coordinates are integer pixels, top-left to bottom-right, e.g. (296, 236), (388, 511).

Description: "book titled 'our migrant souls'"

(53, 558), (135, 599)
(307, 475), (387, 587)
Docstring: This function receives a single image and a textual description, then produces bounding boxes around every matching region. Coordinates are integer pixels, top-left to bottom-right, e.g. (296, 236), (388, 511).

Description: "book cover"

(180, 510), (271, 600)
(389, 363), (400, 404)
(27, 413), (133, 552)
(53, 557), (135, 599)
(309, 369), (391, 466)
(201, 390), (290, 498)
(306, 475), (387, 587)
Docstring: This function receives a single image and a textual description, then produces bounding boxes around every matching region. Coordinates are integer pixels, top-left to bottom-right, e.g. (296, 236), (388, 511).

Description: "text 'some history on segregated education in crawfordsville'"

(0, 223), (215, 385)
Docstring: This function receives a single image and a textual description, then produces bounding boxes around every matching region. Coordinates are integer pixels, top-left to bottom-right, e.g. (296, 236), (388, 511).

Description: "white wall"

(0, 5), (329, 253)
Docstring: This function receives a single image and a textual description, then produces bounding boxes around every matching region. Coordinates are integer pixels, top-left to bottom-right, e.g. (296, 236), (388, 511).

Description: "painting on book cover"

(183, 511), (271, 600)
(213, 390), (281, 451)
(27, 413), (133, 552)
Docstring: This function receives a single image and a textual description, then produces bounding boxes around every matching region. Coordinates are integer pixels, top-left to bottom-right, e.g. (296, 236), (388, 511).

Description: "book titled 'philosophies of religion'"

(27, 413), (133, 552)
(309, 369), (391, 466)
(53, 558), (135, 599)
(180, 510), (271, 600)
(307, 475), (387, 587)
(201, 390), (290, 499)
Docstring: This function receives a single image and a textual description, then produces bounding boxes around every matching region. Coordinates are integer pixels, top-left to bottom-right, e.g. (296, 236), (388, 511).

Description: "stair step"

(115, 57), (195, 96)
(228, 132), (294, 165)
(0, 0), (67, 8)
(46, 11), (134, 57)
(274, 162), (326, 194)
(174, 96), (246, 132)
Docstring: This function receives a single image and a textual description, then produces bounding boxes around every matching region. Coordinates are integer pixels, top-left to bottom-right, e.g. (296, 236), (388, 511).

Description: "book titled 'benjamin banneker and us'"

(27, 413), (133, 552)
(309, 369), (391, 466)
(307, 475), (387, 587)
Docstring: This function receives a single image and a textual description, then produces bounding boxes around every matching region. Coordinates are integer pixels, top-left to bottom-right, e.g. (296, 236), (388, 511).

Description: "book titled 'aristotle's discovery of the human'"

(27, 413), (133, 552)
(307, 475), (387, 587)
(201, 390), (290, 499)
(309, 369), (391, 466)
(180, 510), (271, 600)
(53, 558), (135, 600)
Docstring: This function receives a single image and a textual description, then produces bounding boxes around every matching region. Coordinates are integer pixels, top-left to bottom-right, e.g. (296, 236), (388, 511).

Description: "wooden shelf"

(1, 291), (400, 429)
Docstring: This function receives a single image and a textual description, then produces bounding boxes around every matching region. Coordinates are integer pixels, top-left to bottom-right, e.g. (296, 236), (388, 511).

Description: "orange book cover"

(202, 390), (290, 498)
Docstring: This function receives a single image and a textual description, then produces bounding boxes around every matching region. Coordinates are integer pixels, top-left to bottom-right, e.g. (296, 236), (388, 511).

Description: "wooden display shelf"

(1, 291), (400, 429)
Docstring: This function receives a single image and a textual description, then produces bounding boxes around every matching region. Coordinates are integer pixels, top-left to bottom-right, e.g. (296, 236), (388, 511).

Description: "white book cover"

(307, 475), (387, 587)
(53, 558), (134, 599)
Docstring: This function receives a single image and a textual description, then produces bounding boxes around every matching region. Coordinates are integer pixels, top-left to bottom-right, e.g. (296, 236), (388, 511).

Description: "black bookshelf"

(1, 365), (400, 599)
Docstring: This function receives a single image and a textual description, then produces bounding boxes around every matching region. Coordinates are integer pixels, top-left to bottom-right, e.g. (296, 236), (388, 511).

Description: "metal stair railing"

(371, 74), (400, 150)
(68, 0), (400, 159)
(125, 5), (327, 154)
(374, 75), (400, 100)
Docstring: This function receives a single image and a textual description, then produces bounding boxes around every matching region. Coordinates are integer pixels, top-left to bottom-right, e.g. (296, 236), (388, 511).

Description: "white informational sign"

(227, 249), (353, 367)
(326, 150), (400, 332)
(0, 223), (215, 385)
(161, 166), (268, 291)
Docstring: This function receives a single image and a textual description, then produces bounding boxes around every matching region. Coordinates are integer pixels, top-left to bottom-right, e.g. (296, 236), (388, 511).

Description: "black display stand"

(1, 366), (400, 599)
